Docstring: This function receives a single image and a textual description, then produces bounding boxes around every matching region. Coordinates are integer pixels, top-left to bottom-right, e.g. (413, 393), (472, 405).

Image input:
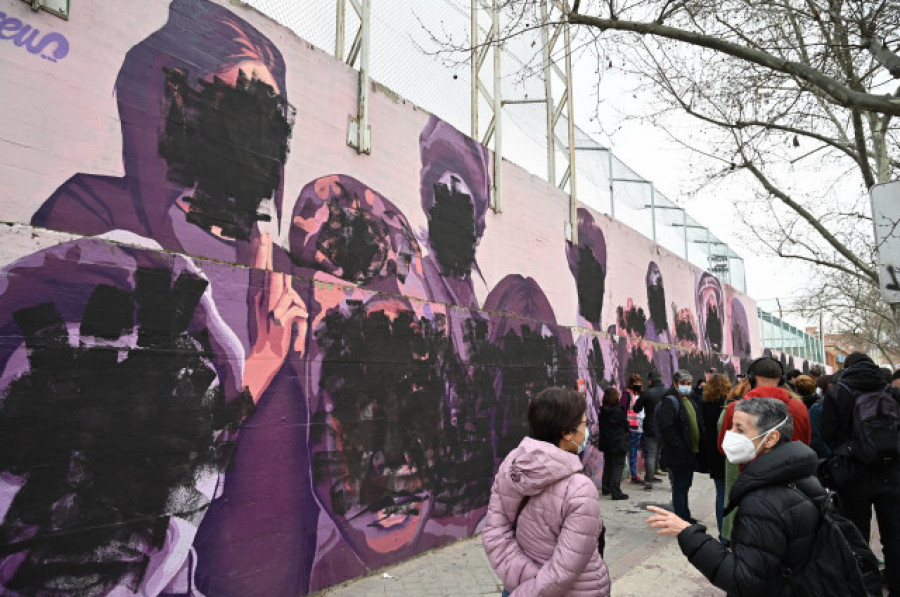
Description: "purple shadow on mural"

(0, 240), (251, 596)
(31, 0), (292, 256)
(730, 297), (752, 359)
(0, 12), (69, 62)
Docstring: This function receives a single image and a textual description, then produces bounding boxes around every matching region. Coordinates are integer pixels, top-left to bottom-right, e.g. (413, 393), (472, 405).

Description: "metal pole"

(682, 209), (689, 259)
(608, 149), (615, 218)
(562, 1), (577, 243)
(541, 0), (554, 184)
(471, 0), (478, 139)
(335, 0), (345, 61)
(649, 183), (657, 243)
(491, 0), (502, 212)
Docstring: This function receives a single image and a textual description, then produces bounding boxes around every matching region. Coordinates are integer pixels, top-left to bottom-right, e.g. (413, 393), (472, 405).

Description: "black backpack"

(838, 381), (900, 467)
(781, 485), (882, 597)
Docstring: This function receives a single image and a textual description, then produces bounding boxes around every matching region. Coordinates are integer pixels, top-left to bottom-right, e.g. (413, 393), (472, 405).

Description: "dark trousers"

(669, 466), (694, 522)
(713, 477), (725, 540)
(602, 452), (626, 496)
(643, 435), (659, 483)
(838, 465), (900, 596)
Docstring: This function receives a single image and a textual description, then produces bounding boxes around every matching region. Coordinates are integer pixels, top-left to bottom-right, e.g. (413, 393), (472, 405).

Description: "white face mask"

(578, 427), (589, 454)
(721, 416), (788, 464)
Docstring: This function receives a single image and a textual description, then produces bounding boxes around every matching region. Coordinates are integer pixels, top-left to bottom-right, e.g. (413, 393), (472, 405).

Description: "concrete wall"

(0, 1), (763, 594)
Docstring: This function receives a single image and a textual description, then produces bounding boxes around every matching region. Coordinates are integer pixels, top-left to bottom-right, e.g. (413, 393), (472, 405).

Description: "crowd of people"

(484, 353), (899, 596)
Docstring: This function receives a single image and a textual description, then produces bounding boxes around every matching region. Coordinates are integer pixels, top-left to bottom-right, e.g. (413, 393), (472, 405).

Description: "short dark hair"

(816, 374), (832, 393)
(528, 387), (586, 444)
(751, 357), (783, 380)
(844, 352), (873, 369)
(786, 368), (802, 380)
(602, 387), (621, 407)
(809, 365), (824, 377)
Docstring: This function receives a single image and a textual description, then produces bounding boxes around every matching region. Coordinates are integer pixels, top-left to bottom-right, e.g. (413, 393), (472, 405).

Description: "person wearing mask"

(719, 377), (751, 543)
(701, 374), (731, 544)
(645, 398), (859, 597)
(634, 370), (666, 491)
(483, 386), (611, 597)
(657, 370), (704, 523)
(598, 387), (631, 500)
(621, 374), (645, 484)
(717, 357), (812, 452)
(822, 352), (900, 597)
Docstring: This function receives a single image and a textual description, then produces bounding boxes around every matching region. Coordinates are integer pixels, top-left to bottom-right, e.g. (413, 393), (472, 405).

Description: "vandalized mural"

(0, 0), (771, 594)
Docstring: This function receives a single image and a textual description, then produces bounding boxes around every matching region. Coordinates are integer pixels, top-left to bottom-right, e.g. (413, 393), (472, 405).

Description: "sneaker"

(651, 477), (663, 483)
(611, 493), (629, 500)
(601, 488), (610, 496)
(630, 476), (644, 484)
(643, 483), (653, 491)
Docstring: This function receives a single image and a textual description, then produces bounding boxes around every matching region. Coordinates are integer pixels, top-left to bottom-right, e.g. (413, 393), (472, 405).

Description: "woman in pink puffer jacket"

(483, 387), (611, 596)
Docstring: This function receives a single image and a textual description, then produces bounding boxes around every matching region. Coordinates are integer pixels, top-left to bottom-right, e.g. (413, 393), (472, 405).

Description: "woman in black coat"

(700, 373), (730, 544)
(646, 398), (832, 596)
(598, 387), (630, 500)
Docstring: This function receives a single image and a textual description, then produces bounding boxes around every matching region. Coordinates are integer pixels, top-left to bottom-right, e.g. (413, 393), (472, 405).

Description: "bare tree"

(469, 0), (900, 342)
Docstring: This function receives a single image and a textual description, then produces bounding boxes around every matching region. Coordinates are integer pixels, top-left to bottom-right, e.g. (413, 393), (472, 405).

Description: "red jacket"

(717, 386), (811, 454)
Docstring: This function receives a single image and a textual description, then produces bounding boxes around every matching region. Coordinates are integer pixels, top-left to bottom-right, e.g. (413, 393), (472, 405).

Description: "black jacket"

(821, 361), (890, 450)
(677, 441), (824, 597)
(634, 380), (667, 438)
(657, 389), (704, 470)
(597, 405), (630, 454)
(700, 399), (726, 479)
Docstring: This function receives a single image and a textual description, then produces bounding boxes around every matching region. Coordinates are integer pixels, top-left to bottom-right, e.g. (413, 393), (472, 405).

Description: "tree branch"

(567, 14), (900, 115)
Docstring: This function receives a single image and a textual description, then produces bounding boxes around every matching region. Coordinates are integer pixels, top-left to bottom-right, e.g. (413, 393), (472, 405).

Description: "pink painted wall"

(0, 1), (766, 595)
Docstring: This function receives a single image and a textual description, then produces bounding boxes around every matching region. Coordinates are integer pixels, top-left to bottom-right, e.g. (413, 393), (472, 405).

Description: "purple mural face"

(31, 0), (293, 251)
(290, 175), (427, 299)
(730, 297), (752, 358)
(696, 273), (725, 354)
(645, 261), (668, 340)
(419, 116), (490, 279)
(566, 208), (607, 329)
(0, 240), (251, 596)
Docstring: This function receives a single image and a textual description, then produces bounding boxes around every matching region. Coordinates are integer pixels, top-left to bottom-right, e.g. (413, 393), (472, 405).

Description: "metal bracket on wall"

(336, 0), (371, 154)
(23, 0), (69, 19)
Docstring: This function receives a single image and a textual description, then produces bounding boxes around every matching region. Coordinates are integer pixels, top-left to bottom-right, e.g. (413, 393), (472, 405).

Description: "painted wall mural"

(0, 0), (768, 594)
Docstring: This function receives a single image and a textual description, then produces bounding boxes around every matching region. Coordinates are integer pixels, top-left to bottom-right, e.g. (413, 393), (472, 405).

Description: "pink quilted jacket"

(483, 437), (611, 596)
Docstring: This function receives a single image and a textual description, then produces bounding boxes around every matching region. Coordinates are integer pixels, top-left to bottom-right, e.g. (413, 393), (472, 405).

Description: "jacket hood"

(498, 436), (584, 498)
(744, 386), (791, 403)
(840, 361), (887, 392)
(729, 441), (819, 508)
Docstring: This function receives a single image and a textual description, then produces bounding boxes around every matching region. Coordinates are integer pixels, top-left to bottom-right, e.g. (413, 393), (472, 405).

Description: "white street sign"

(871, 180), (900, 304)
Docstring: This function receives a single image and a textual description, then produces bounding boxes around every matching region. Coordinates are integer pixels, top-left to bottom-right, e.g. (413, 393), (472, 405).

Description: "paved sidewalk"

(315, 474), (726, 596)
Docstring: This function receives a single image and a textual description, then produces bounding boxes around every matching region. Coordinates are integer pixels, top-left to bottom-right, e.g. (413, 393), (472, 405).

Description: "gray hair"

(735, 398), (793, 444)
(673, 369), (693, 384)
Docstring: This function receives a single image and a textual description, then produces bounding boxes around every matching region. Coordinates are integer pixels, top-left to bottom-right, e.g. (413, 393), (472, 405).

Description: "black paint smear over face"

(158, 68), (293, 240)
(316, 200), (391, 284)
(624, 347), (652, 390)
(313, 303), (449, 522)
(576, 246), (605, 325)
(677, 350), (719, 386)
(705, 305), (723, 353)
(675, 317), (698, 344)
(428, 178), (477, 277)
(616, 305), (647, 338)
(647, 282), (667, 332)
(586, 337), (606, 390)
(0, 268), (253, 595)
(493, 325), (577, 459)
(430, 315), (498, 517)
